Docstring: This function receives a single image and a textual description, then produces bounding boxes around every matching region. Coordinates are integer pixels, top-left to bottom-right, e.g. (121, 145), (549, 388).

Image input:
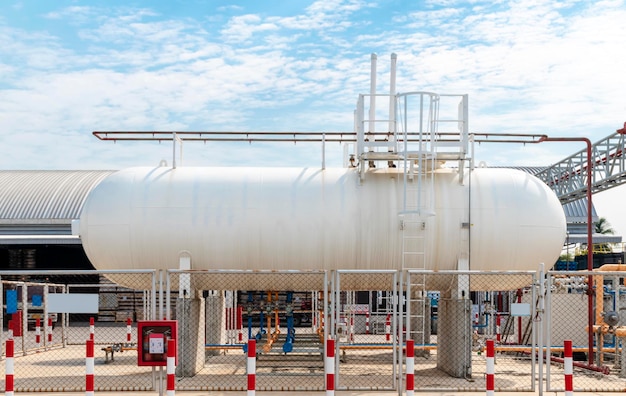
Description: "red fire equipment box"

(137, 320), (177, 366)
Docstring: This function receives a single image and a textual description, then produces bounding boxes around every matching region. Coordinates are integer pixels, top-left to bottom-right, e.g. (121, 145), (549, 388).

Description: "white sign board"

(149, 334), (164, 354)
(510, 303), (531, 317)
(48, 294), (99, 313)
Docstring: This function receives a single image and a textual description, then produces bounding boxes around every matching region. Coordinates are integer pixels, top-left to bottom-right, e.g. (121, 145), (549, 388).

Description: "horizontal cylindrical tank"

(77, 166), (566, 290)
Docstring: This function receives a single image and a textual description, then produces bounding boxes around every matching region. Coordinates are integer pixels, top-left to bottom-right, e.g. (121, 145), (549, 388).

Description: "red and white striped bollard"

(237, 306), (243, 342)
(86, 339), (95, 396)
(564, 339), (573, 396)
(365, 310), (370, 334)
(247, 339), (256, 396)
(406, 339), (414, 396)
(325, 337), (335, 396)
(385, 314), (391, 342)
(166, 338), (176, 396)
(5, 338), (14, 396)
(89, 317), (95, 341)
(35, 318), (41, 348)
(486, 339), (495, 396)
(47, 317), (53, 343)
(496, 314), (501, 343)
(349, 315), (354, 343)
(126, 317), (132, 342)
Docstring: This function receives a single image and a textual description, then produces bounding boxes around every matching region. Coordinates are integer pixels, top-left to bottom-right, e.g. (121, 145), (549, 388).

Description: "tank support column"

(176, 290), (206, 377)
(436, 264), (472, 378)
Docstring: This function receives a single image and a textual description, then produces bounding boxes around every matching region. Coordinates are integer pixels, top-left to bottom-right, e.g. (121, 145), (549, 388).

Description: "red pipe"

(537, 136), (594, 365)
(549, 354), (609, 375)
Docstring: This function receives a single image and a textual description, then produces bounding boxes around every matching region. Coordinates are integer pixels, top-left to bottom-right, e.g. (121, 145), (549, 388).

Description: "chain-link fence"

(1, 270), (156, 392)
(404, 270), (537, 393)
(546, 269), (626, 392)
(5, 268), (626, 393)
(168, 269), (327, 391)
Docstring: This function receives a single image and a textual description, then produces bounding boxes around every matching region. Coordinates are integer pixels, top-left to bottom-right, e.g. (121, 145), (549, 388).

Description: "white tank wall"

(77, 166), (566, 277)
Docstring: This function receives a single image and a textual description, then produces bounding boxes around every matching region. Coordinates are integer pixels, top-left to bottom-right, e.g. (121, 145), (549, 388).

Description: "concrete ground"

(11, 392), (619, 395)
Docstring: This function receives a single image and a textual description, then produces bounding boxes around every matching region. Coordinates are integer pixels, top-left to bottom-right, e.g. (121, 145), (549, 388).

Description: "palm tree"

(593, 217), (615, 253)
(595, 217), (615, 235)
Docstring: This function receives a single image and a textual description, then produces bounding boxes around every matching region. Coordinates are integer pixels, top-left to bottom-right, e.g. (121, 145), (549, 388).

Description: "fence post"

(86, 339), (94, 396)
(406, 339), (414, 396)
(247, 339), (256, 396)
(326, 337), (335, 396)
(486, 339), (494, 396)
(564, 339), (573, 396)
(166, 338), (176, 396)
(5, 338), (14, 396)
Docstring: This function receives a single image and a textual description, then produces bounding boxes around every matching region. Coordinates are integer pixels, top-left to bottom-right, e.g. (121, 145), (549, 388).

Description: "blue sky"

(1, 0), (626, 233)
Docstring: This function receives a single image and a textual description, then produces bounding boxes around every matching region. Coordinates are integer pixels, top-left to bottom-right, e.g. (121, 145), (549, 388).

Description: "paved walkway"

(11, 392), (619, 395)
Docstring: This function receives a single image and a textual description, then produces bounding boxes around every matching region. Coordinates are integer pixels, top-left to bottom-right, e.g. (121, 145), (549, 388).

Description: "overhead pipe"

(469, 133), (595, 364)
(536, 136), (595, 365)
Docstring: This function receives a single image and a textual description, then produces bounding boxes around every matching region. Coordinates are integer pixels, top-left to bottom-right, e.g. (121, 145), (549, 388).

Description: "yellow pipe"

(263, 291), (273, 353)
(590, 324), (626, 337)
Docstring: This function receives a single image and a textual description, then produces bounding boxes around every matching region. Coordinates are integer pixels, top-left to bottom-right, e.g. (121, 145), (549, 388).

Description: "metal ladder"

(400, 138), (438, 350)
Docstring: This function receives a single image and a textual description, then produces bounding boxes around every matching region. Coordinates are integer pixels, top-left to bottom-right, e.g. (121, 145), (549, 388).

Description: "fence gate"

(167, 269), (327, 391)
(546, 269), (626, 392)
(405, 270), (537, 393)
(335, 270), (400, 392)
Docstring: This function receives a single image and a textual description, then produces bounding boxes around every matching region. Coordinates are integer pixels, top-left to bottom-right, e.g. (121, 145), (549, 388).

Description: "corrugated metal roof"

(0, 170), (116, 223)
(562, 198), (598, 224)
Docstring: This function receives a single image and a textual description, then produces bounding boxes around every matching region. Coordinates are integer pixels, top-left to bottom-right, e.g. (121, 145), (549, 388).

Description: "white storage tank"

(77, 166), (566, 286)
